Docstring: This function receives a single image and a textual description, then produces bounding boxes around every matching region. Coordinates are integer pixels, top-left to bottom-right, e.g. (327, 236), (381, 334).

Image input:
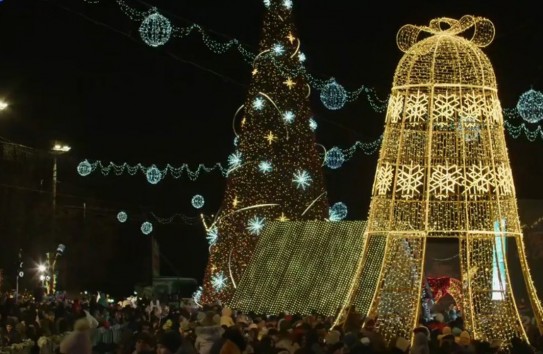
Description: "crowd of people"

(1, 292), (543, 354)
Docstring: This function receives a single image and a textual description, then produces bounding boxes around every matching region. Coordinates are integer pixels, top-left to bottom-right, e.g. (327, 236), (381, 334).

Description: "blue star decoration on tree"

(211, 272), (228, 292)
(292, 170), (312, 190)
(206, 226), (219, 246)
(247, 216), (266, 235)
(258, 161), (273, 173)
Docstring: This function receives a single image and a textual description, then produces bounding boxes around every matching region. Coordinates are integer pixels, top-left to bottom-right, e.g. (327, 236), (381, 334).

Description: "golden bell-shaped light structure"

(337, 15), (543, 348)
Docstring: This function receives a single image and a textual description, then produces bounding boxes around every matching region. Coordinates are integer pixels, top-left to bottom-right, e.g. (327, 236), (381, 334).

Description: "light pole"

(51, 143), (71, 215)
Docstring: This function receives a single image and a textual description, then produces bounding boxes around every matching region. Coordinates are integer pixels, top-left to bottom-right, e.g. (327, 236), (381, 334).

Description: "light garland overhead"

(82, 0), (543, 119)
(76, 160), (228, 181)
(75, 136), (383, 181)
(79, 0), (390, 112)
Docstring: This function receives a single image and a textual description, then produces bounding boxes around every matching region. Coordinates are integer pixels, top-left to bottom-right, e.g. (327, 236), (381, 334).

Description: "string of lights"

(78, 0), (389, 111)
(150, 211), (202, 226)
(503, 120), (543, 141)
(76, 136), (384, 181)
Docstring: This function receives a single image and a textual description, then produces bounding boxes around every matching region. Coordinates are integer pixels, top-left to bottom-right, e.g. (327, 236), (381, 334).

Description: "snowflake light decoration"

(374, 163), (394, 195)
(405, 91), (429, 124)
(206, 226), (219, 246)
(263, 0), (270, 8)
(292, 170), (312, 190)
(227, 151), (242, 170)
(247, 216), (265, 236)
(283, 0), (293, 9)
(272, 43), (285, 56)
(396, 162), (424, 199)
(298, 52), (306, 63)
(428, 163), (462, 199)
(464, 162), (494, 196)
(386, 94), (404, 124)
(253, 97), (265, 110)
(433, 93), (459, 128)
(258, 161), (273, 173)
(282, 111), (295, 124)
(211, 272), (227, 292)
(77, 160), (93, 176)
(309, 118), (318, 131)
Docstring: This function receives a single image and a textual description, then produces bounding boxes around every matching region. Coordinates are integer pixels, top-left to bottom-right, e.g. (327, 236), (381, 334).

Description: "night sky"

(1, 0), (543, 294)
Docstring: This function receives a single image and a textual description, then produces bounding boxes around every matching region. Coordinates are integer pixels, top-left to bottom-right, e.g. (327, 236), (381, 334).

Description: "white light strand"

(76, 136), (385, 180)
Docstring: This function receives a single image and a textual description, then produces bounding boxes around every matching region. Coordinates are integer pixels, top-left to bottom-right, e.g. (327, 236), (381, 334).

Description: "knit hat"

(157, 330), (182, 352)
(451, 327), (462, 336)
(325, 330), (341, 345)
(455, 331), (471, 346)
(437, 326), (452, 341)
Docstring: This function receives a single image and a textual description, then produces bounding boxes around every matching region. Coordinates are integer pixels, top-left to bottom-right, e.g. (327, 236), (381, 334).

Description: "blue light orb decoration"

(516, 89), (543, 124)
(146, 165), (162, 184)
(329, 202), (348, 221)
(141, 221), (153, 235)
(139, 10), (172, 47)
(117, 211), (128, 223)
(77, 160), (93, 176)
(324, 147), (345, 169)
(320, 78), (347, 110)
(191, 194), (205, 209)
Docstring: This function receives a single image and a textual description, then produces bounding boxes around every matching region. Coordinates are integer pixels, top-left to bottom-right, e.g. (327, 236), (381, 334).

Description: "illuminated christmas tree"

(335, 16), (543, 348)
(200, 0), (328, 304)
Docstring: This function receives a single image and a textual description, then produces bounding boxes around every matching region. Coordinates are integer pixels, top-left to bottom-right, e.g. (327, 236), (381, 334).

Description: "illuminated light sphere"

(191, 194), (205, 209)
(77, 160), (93, 176)
(329, 202), (348, 221)
(324, 146), (345, 169)
(141, 221), (153, 235)
(18, 271), (24, 278)
(146, 165), (162, 184)
(320, 78), (347, 110)
(516, 89), (543, 124)
(139, 10), (172, 48)
(117, 211), (128, 223)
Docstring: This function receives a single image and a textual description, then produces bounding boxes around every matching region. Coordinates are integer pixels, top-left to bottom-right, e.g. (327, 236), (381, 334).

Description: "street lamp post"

(51, 143), (71, 215)
(50, 143), (70, 295)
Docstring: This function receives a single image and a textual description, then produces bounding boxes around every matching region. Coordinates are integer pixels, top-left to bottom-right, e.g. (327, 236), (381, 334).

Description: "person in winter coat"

(410, 332), (430, 354)
(220, 308), (235, 328)
(220, 326), (247, 354)
(59, 317), (92, 354)
(195, 311), (224, 354)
